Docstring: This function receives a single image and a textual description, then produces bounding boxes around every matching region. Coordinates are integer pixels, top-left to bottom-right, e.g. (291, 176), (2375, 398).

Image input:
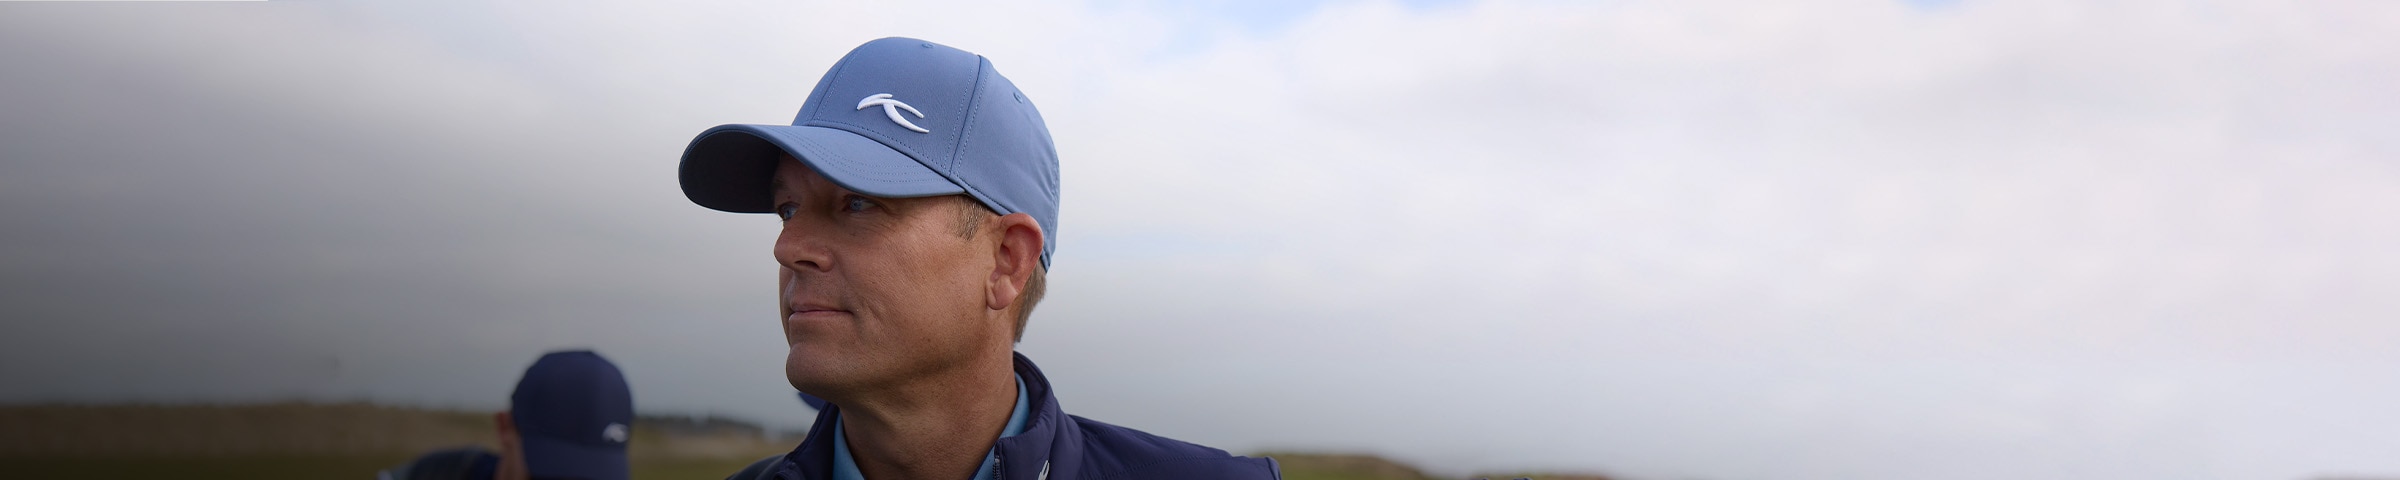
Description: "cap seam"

(940, 56), (984, 173)
(804, 119), (944, 178)
(946, 59), (1019, 242)
(804, 48), (861, 125)
(769, 126), (966, 195)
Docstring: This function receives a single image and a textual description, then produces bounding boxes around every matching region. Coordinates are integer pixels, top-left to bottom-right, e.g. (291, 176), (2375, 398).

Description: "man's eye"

(842, 195), (876, 213)
(775, 203), (799, 221)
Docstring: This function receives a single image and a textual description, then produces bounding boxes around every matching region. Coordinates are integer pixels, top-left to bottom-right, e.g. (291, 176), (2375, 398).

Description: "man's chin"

(782, 347), (854, 396)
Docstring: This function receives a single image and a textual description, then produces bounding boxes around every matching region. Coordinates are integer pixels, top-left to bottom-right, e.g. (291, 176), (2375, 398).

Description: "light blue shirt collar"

(831, 374), (1030, 480)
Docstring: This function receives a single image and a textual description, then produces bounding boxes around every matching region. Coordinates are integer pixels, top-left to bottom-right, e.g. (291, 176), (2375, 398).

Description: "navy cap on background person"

(511, 350), (634, 480)
(678, 36), (1063, 268)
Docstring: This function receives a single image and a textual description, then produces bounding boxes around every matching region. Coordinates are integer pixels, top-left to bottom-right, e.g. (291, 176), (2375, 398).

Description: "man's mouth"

(786, 301), (849, 317)
(783, 302), (848, 344)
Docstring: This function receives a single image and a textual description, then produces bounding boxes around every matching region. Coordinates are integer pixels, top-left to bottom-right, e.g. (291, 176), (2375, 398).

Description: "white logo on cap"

(602, 423), (628, 443)
(857, 93), (931, 134)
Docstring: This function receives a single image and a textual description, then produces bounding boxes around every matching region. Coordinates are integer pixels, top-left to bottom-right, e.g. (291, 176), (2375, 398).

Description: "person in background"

(378, 350), (634, 480)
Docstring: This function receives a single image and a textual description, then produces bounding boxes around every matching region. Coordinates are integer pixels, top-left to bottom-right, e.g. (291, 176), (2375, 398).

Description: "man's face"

(770, 156), (997, 394)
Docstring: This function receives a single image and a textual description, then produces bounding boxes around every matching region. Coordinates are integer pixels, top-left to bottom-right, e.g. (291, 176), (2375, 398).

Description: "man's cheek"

(778, 268), (794, 319)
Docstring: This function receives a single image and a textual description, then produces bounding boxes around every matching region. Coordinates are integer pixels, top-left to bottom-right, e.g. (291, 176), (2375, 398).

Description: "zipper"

(995, 448), (1048, 480)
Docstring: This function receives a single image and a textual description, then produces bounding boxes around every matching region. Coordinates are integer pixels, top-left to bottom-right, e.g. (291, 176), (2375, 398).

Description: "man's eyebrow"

(769, 173), (786, 200)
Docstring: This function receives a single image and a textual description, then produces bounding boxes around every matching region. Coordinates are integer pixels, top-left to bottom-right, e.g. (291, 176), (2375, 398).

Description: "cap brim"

(680, 124), (965, 213)
(519, 434), (629, 480)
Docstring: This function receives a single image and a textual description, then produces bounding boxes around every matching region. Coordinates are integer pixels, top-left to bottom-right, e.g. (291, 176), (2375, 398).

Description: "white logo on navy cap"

(602, 422), (628, 443)
(856, 93), (930, 134)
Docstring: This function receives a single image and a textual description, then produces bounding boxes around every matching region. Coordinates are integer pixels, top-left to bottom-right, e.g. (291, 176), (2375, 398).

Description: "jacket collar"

(774, 352), (1075, 480)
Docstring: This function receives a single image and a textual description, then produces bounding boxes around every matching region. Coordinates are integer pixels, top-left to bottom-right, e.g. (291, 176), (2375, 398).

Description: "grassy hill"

(0, 403), (1608, 480)
(0, 402), (793, 480)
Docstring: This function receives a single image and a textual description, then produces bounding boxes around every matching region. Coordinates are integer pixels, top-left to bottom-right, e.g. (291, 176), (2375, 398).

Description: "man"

(679, 37), (1280, 480)
(378, 350), (635, 480)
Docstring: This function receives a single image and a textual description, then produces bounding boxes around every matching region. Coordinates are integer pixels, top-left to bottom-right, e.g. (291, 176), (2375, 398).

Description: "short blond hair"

(953, 196), (1044, 342)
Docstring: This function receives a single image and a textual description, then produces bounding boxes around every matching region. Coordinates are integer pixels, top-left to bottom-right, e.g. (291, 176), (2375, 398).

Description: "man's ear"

(493, 410), (527, 480)
(494, 411), (515, 439)
(985, 212), (1044, 313)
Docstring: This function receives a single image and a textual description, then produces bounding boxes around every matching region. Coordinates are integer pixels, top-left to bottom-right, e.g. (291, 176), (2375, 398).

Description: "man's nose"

(773, 219), (831, 272)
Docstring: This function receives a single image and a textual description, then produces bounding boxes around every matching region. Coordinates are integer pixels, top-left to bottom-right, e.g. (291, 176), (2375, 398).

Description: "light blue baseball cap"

(680, 37), (1062, 267)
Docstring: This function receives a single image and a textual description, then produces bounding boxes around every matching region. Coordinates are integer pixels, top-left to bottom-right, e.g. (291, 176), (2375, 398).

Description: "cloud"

(2, 0), (2398, 478)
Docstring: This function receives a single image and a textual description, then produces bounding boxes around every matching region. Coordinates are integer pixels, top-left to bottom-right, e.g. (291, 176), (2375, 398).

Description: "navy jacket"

(378, 447), (497, 480)
(742, 353), (1280, 480)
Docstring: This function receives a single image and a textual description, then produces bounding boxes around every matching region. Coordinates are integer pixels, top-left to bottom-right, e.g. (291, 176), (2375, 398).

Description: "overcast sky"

(3, 1), (2398, 479)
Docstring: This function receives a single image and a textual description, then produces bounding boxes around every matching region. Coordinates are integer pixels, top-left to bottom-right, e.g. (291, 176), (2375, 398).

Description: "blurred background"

(3, 0), (2397, 479)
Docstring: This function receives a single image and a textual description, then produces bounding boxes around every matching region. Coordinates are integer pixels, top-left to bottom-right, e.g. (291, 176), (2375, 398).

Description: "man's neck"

(836, 349), (1018, 480)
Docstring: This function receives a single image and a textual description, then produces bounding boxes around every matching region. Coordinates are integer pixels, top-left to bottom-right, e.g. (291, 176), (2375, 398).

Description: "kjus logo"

(856, 93), (930, 134)
(601, 423), (628, 443)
